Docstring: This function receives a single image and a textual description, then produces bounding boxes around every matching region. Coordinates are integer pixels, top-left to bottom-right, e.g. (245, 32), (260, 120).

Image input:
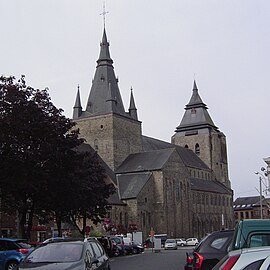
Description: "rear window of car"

(16, 241), (32, 249)
(198, 234), (232, 252)
(243, 259), (264, 270)
(249, 234), (270, 248)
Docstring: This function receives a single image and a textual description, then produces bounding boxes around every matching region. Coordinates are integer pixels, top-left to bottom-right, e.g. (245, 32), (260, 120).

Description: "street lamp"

(255, 172), (263, 219)
(255, 168), (268, 219)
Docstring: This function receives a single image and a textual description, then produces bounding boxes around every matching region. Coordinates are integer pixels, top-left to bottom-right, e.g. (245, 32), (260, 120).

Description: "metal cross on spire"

(100, 2), (109, 27)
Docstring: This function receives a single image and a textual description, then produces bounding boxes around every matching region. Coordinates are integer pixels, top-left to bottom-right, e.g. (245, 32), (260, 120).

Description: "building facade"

(72, 27), (234, 240)
(233, 196), (270, 222)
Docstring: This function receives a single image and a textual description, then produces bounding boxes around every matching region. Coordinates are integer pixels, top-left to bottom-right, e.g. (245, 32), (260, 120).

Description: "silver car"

(164, 239), (177, 250)
(213, 246), (270, 270)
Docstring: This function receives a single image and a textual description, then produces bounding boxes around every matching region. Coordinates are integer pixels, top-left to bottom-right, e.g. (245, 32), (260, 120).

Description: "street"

(109, 247), (193, 270)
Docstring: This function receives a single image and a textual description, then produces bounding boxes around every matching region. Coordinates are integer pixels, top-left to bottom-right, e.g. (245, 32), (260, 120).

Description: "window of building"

(185, 144), (189, 149)
(94, 139), (98, 150)
(176, 181), (180, 201)
(195, 143), (200, 155)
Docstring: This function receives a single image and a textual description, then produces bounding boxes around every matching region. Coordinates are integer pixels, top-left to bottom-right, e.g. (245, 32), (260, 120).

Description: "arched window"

(195, 143), (200, 155)
(185, 144), (189, 149)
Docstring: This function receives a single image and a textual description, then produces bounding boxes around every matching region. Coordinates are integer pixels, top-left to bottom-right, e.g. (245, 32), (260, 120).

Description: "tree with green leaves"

(0, 75), (115, 239)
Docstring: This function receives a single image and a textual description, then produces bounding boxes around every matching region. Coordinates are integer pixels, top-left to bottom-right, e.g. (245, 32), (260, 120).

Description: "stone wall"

(73, 113), (142, 170)
(172, 128), (230, 188)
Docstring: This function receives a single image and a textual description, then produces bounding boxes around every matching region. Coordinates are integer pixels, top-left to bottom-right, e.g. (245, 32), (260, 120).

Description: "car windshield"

(25, 243), (83, 263)
(166, 239), (175, 243)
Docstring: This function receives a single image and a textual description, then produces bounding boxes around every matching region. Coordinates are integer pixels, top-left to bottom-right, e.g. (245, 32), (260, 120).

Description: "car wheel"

(6, 261), (18, 270)
(181, 243), (184, 247)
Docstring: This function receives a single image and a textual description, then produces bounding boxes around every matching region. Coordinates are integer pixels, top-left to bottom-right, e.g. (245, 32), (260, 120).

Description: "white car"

(213, 246), (270, 270)
(186, 238), (199, 246)
(164, 239), (178, 250)
(176, 239), (186, 246)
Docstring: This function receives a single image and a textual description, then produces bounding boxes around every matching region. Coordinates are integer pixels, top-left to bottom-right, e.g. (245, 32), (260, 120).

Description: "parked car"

(164, 239), (178, 250)
(184, 230), (234, 270)
(186, 238), (199, 246)
(258, 253), (270, 270)
(109, 236), (126, 255)
(213, 246), (270, 270)
(176, 238), (187, 247)
(96, 237), (114, 257)
(18, 238), (111, 270)
(231, 219), (270, 250)
(131, 241), (144, 254)
(0, 238), (32, 270)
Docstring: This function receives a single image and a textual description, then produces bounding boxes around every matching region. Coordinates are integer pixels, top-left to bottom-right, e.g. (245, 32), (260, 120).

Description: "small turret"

(128, 87), (138, 120)
(73, 85), (82, 119)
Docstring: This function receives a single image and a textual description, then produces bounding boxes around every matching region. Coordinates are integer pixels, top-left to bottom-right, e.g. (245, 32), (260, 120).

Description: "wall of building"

(172, 129), (230, 188)
(74, 113), (142, 170)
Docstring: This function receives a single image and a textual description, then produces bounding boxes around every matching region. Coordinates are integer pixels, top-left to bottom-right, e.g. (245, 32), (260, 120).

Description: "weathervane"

(100, 2), (109, 27)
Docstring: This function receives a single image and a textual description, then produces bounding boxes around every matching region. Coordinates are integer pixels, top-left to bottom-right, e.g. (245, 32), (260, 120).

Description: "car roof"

(0, 238), (27, 242)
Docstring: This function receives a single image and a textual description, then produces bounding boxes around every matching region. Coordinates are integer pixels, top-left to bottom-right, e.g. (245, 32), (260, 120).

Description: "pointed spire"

(129, 87), (138, 120)
(187, 80), (204, 107)
(86, 28), (126, 116)
(175, 80), (218, 132)
(193, 80), (198, 90)
(98, 28), (113, 65)
(73, 84), (82, 119)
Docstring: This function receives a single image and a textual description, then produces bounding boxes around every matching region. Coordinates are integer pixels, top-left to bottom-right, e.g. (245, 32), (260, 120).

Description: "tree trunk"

(18, 209), (27, 239)
(26, 205), (34, 241)
(55, 212), (62, 237)
(70, 214), (83, 236)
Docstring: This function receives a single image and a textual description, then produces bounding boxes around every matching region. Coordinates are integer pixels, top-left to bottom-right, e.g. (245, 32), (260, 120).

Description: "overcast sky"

(1, 0), (269, 199)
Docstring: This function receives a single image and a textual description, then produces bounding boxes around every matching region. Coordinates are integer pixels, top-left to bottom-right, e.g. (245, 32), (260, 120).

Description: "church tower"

(73, 28), (143, 170)
(171, 81), (231, 188)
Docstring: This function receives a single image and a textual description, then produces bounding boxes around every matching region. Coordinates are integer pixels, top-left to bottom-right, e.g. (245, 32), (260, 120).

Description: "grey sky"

(1, 0), (269, 199)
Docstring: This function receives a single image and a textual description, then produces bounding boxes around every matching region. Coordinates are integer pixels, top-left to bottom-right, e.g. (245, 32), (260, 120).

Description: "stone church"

(72, 27), (234, 239)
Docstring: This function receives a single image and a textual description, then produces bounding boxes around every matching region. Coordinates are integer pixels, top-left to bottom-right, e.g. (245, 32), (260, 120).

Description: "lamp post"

(255, 168), (268, 219)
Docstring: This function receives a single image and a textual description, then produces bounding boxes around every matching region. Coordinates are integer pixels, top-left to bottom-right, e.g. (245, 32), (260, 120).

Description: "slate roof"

(233, 196), (264, 210)
(175, 80), (219, 133)
(85, 28), (127, 117)
(190, 178), (231, 194)
(142, 135), (210, 170)
(117, 172), (152, 199)
(116, 148), (175, 173)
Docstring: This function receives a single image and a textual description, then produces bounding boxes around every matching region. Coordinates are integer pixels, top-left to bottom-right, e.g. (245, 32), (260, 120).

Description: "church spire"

(97, 28), (113, 65)
(86, 28), (126, 116)
(175, 80), (218, 132)
(129, 87), (138, 120)
(186, 80), (204, 107)
(73, 85), (82, 119)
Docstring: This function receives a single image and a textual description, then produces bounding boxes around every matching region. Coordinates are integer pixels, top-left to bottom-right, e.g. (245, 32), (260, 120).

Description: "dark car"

(131, 241), (144, 254)
(184, 230), (234, 270)
(109, 236), (126, 255)
(96, 237), (114, 257)
(18, 238), (110, 270)
(0, 238), (32, 270)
